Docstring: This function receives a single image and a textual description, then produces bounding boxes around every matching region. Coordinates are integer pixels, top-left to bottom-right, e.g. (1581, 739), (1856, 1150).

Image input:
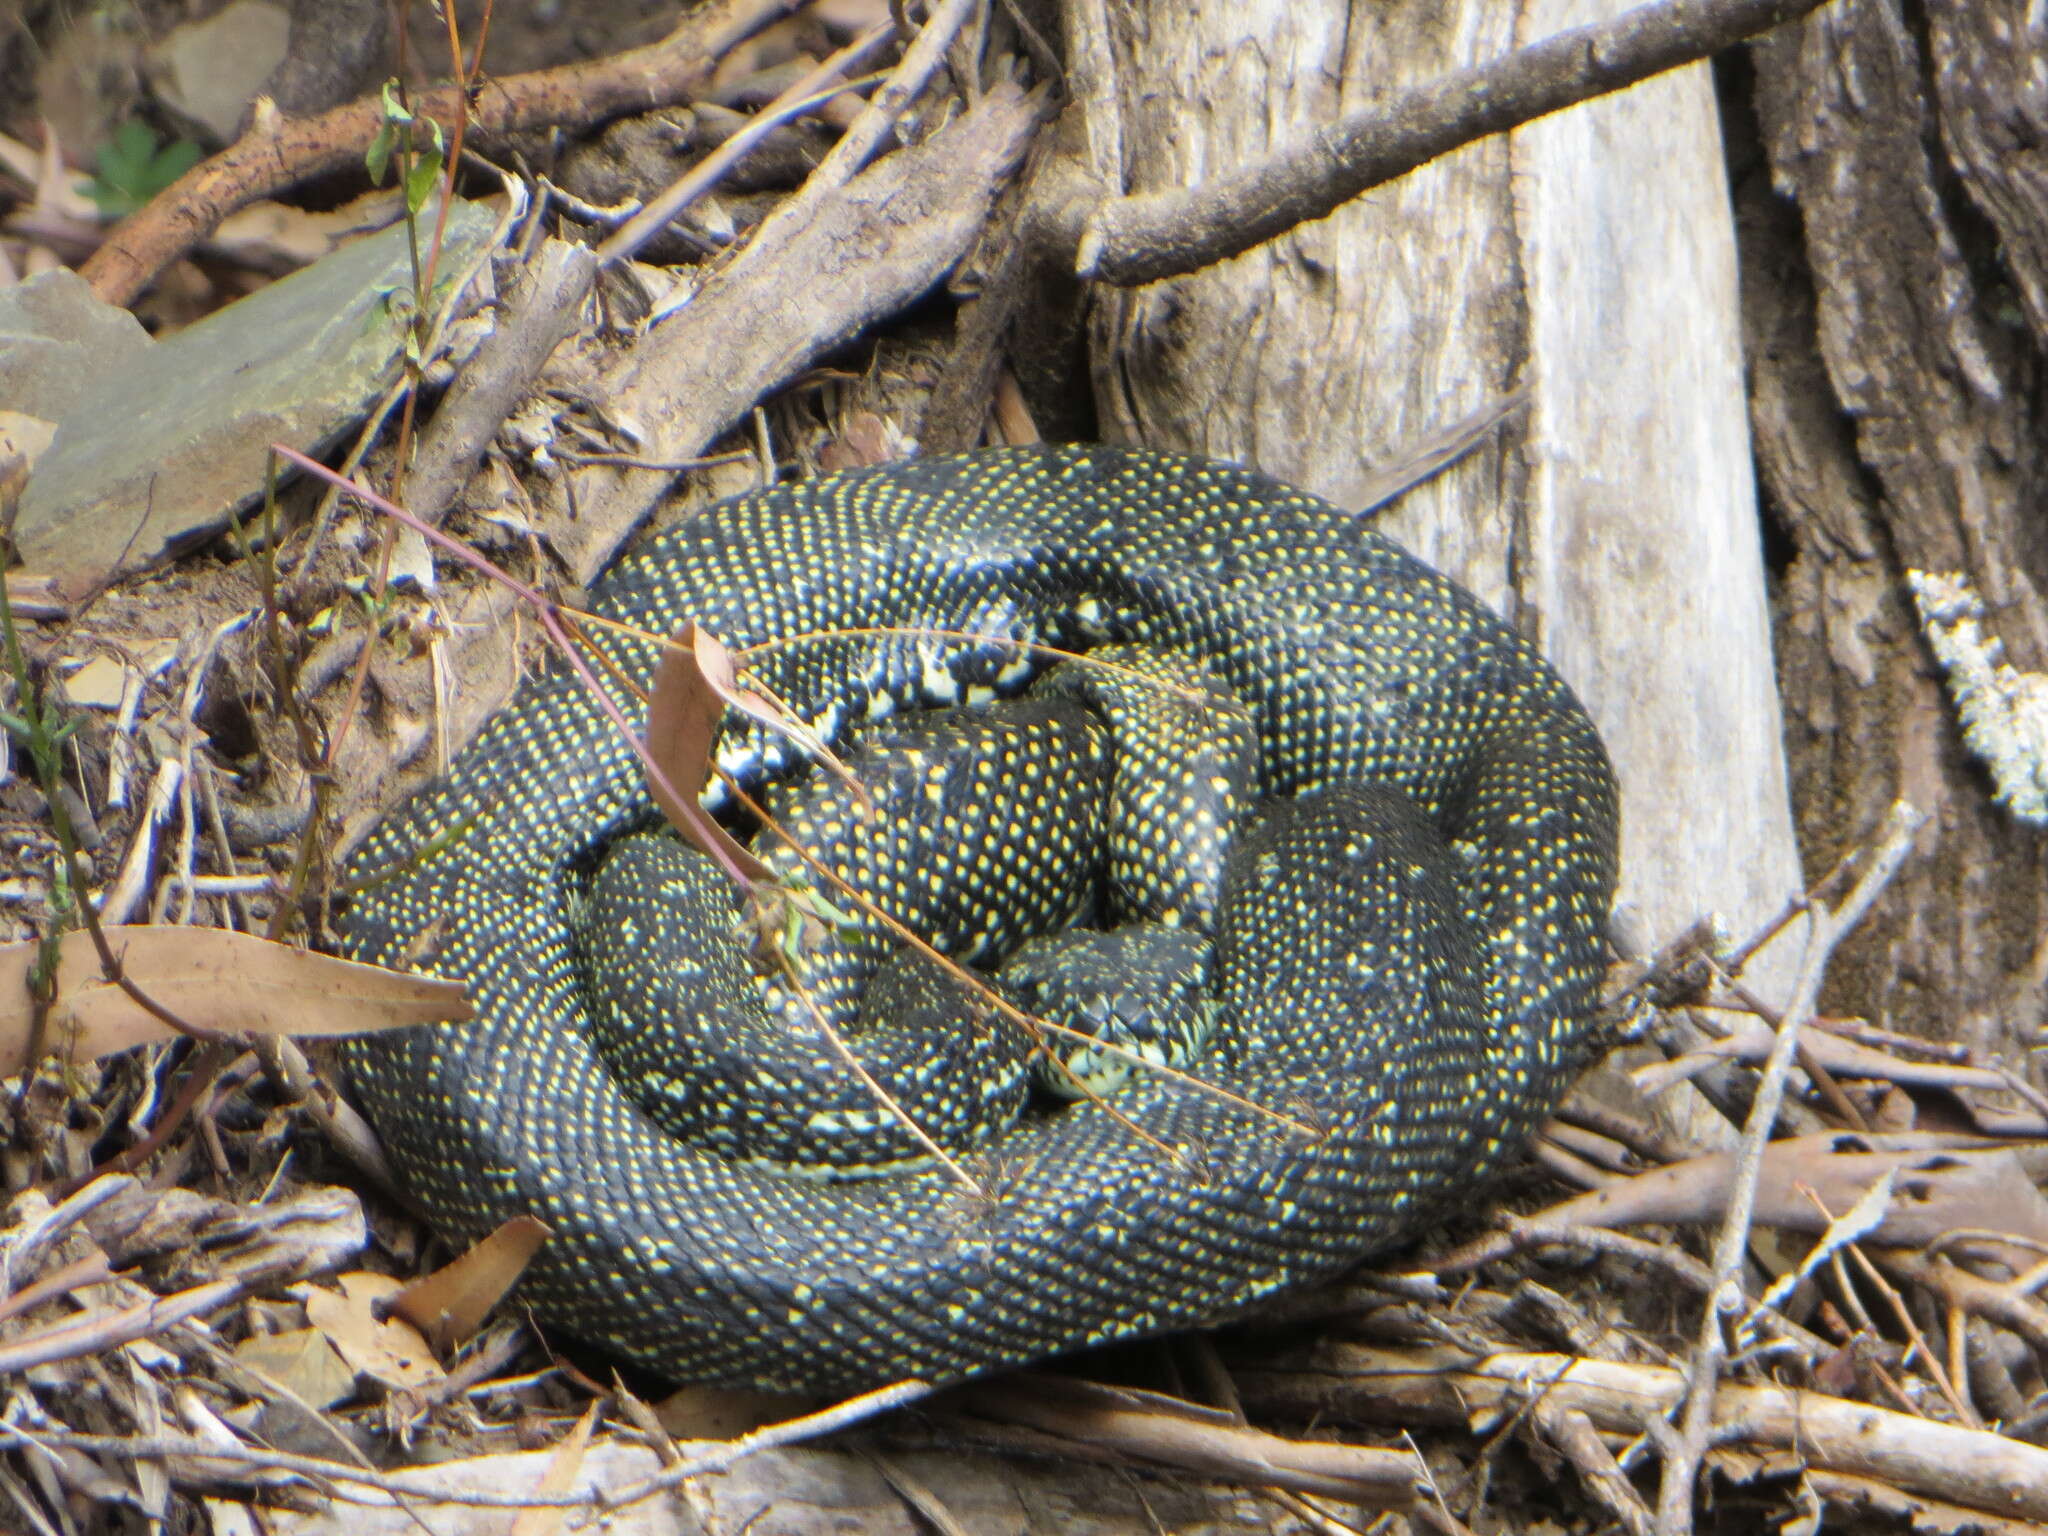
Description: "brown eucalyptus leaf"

(643, 622), (773, 882)
(388, 1215), (552, 1355)
(0, 926), (471, 1068)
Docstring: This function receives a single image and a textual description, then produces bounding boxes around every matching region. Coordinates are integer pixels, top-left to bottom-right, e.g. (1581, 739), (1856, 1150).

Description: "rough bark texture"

(1079, 0), (1806, 999)
(1746, 0), (2048, 1050)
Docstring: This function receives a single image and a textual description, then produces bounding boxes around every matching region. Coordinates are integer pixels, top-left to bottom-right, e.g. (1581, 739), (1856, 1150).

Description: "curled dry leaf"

(231, 1326), (357, 1411)
(642, 621), (774, 883)
(643, 621), (874, 876)
(508, 1400), (600, 1536)
(387, 1215), (552, 1356)
(298, 1272), (444, 1396)
(0, 926), (471, 1069)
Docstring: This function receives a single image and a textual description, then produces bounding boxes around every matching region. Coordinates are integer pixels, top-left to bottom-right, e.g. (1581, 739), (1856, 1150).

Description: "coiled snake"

(340, 446), (1619, 1393)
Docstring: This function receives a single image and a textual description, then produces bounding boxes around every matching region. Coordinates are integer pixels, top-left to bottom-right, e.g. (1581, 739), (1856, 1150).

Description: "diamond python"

(339, 445), (1619, 1393)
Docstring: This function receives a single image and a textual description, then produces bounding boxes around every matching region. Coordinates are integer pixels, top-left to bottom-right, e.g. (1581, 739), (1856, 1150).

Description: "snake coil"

(340, 447), (1619, 1393)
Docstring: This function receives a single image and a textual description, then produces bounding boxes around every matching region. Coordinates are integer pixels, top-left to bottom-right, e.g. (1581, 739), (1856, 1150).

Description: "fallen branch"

(1437, 1134), (2048, 1274)
(77, 0), (800, 305)
(0, 1381), (926, 1512)
(942, 1375), (1422, 1508)
(1240, 1343), (2048, 1525)
(560, 79), (1045, 581)
(1072, 0), (1835, 286)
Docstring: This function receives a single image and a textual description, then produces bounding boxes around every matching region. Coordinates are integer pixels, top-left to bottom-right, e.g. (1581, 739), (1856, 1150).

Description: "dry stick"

(1805, 1192), (1980, 1429)
(596, 27), (899, 265)
(1074, 0), (1835, 287)
(320, 192), (518, 771)
(1653, 800), (1924, 1536)
(685, 0), (992, 351)
(271, 447), (756, 891)
(551, 449), (754, 473)
(1448, 1217), (1831, 1364)
(1801, 1471), (2047, 1536)
(0, 1252), (114, 1327)
(543, 83), (1042, 587)
(0, 1257), (299, 1375)
(60, 1040), (242, 1197)
(785, 0), (983, 191)
(404, 238), (600, 528)
(383, 0), (486, 518)
(1, 581), (228, 1053)
(1245, 1343), (2048, 1524)
(77, 0), (802, 305)
(0, 1172), (131, 1298)
(0, 1380), (928, 1514)
(1534, 1400), (1657, 1536)
(1882, 1247), (2048, 1359)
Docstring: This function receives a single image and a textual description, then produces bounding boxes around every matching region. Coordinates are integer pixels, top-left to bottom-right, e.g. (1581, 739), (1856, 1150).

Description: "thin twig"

(78, 0), (801, 304)
(0, 1380), (928, 1512)
(775, 973), (981, 1191)
(1653, 801), (1923, 1534)
(728, 776), (1315, 1149)
(270, 447), (758, 891)
(596, 31), (897, 264)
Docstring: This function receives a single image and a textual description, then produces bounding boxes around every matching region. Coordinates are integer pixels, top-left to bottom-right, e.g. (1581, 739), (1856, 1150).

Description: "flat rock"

(0, 269), (152, 423)
(148, 0), (293, 142)
(14, 199), (497, 592)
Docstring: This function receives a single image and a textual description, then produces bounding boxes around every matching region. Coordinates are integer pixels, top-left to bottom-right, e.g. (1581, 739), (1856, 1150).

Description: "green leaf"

(402, 146), (443, 216)
(365, 121), (398, 185)
(152, 137), (200, 185)
(366, 82), (413, 184)
(88, 122), (202, 218)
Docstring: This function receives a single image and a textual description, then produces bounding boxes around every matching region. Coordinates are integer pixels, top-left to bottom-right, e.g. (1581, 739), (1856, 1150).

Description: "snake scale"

(339, 446), (1619, 1393)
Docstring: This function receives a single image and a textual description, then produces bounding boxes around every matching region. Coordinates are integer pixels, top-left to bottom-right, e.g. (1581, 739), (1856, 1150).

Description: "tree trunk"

(1076, 0), (1808, 1000)
(1741, 0), (2048, 1054)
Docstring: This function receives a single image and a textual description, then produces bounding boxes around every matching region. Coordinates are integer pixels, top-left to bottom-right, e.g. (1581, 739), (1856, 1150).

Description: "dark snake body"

(340, 446), (1619, 1393)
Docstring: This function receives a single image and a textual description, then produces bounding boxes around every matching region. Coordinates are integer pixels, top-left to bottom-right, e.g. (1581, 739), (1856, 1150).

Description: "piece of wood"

(1748, 1), (2048, 1045)
(253, 1436), (1338, 1536)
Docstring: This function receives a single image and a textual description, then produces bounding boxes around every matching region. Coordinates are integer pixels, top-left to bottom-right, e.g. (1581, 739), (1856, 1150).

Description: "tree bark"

(1077, 0), (1807, 1000)
(1743, 0), (2048, 1050)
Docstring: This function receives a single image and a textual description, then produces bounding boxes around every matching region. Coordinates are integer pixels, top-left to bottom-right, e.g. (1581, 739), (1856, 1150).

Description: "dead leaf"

(388, 1216), (551, 1355)
(0, 926), (472, 1070)
(299, 1273), (443, 1394)
(816, 409), (902, 469)
(642, 622), (773, 882)
(655, 1383), (813, 1440)
(60, 654), (130, 709)
(508, 1401), (599, 1536)
(233, 1326), (358, 1409)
